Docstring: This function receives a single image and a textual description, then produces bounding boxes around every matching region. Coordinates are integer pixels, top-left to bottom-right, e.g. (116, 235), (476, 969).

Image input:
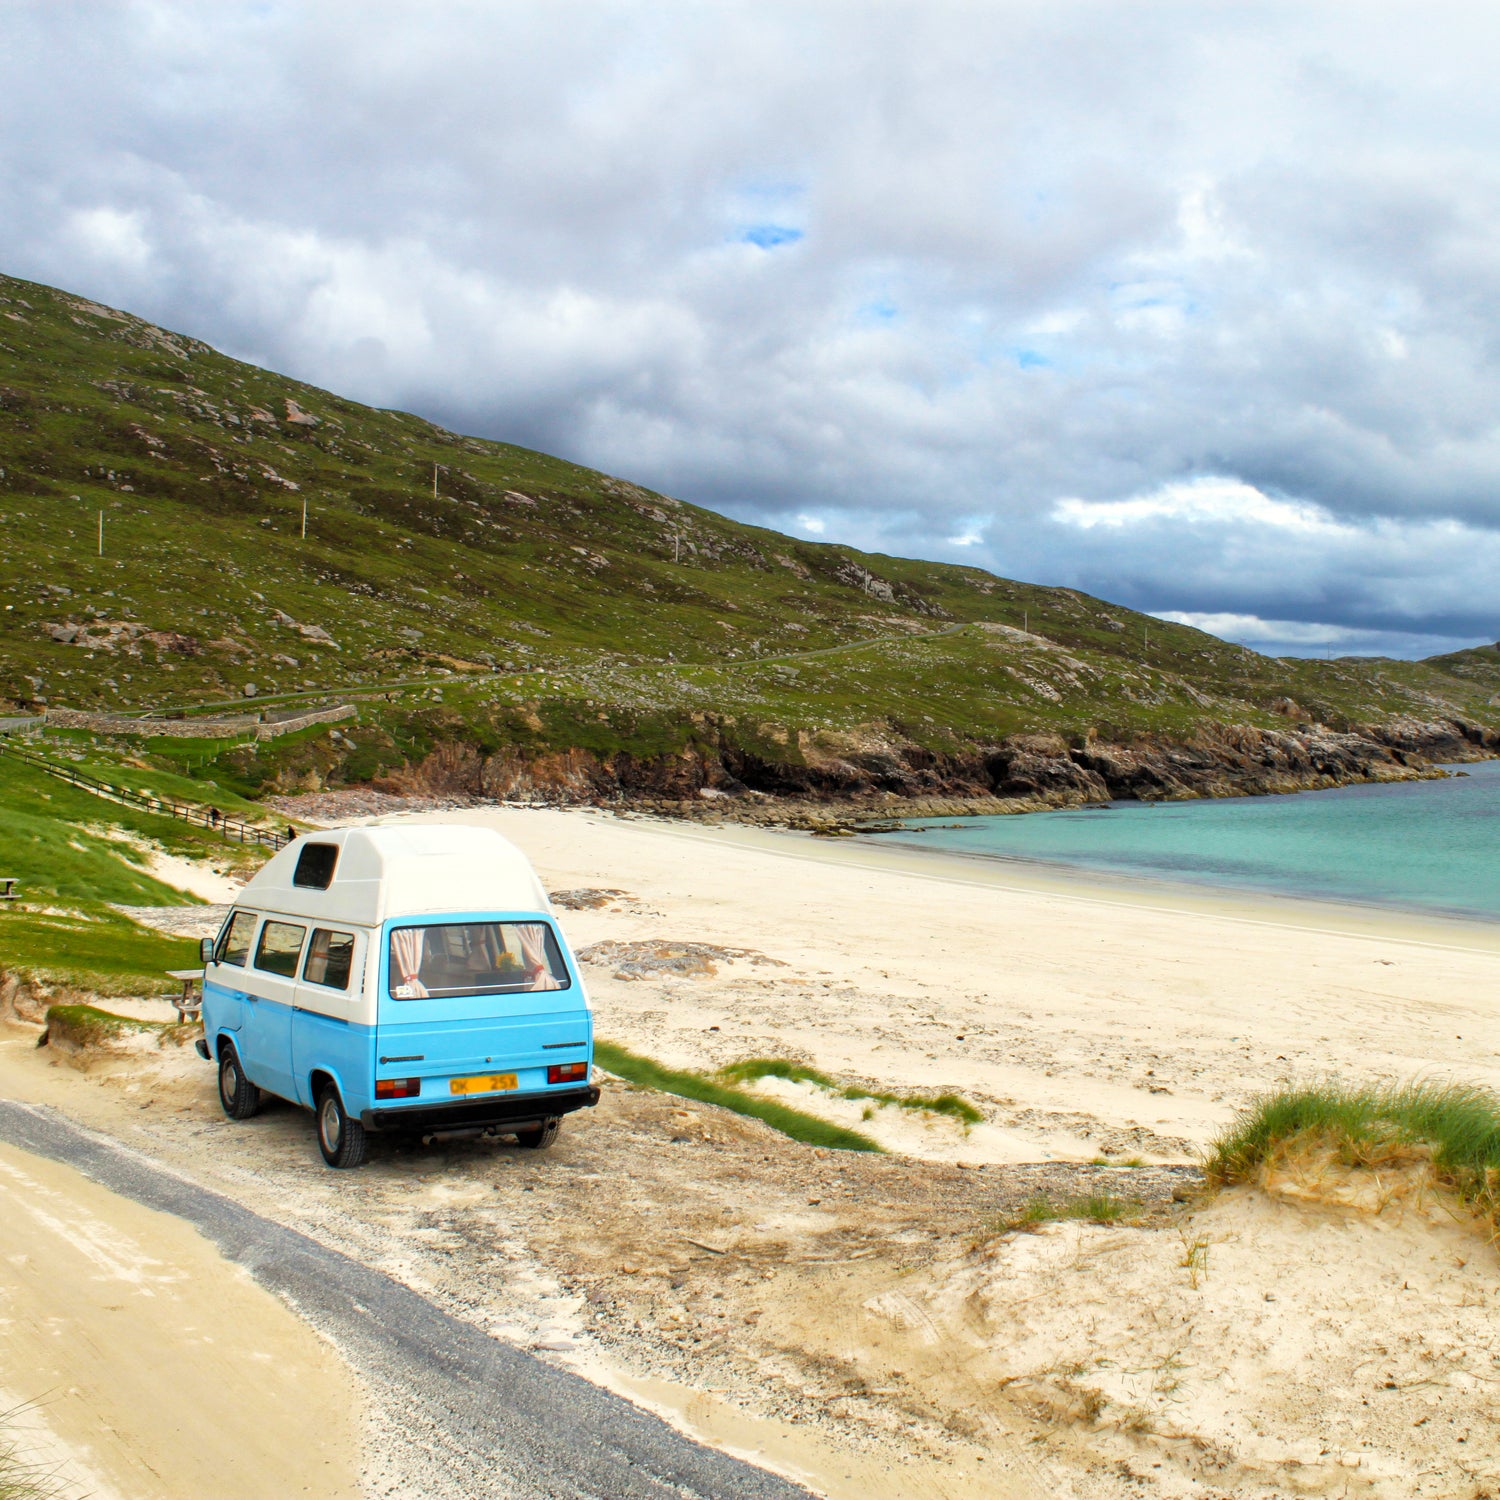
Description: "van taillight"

(376, 1077), (421, 1099)
(547, 1062), (588, 1085)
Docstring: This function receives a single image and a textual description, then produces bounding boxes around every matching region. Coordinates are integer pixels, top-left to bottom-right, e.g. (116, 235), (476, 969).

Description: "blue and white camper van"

(195, 824), (598, 1167)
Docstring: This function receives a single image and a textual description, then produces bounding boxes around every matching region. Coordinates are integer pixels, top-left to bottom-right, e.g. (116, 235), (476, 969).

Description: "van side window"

(216, 910), (259, 967)
(293, 843), (339, 890)
(254, 921), (307, 978)
(303, 929), (355, 991)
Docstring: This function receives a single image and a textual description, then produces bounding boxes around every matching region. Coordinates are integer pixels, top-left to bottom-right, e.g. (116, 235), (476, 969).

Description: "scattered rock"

(576, 940), (786, 981)
(550, 888), (631, 910)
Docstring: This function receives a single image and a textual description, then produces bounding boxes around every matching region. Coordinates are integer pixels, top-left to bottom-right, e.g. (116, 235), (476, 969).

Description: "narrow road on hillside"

(0, 1100), (814, 1500)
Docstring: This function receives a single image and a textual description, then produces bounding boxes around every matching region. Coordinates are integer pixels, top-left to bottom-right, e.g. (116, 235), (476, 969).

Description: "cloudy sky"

(5, 2), (1500, 658)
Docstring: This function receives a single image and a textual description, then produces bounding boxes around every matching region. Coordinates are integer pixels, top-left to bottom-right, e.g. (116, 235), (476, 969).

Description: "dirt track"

(0, 1023), (1193, 1499)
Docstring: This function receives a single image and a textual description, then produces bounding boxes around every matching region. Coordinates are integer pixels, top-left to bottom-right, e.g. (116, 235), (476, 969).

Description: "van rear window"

(388, 922), (571, 999)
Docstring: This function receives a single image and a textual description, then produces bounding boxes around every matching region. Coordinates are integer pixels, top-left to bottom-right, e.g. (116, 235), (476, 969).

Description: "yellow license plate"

(450, 1073), (519, 1096)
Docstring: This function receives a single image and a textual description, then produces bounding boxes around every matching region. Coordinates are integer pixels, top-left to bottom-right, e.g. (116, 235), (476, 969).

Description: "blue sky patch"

(740, 224), (804, 249)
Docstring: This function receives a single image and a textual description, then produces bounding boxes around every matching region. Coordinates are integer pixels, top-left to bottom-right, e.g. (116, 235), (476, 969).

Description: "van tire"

(218, 1043), (261, 1120)
(316, 1085), (368, 1169)
(516, 1117), (561, 1150)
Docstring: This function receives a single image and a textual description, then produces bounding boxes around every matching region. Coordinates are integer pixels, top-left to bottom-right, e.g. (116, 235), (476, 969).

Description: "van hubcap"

(320, 1097), (341, 1150)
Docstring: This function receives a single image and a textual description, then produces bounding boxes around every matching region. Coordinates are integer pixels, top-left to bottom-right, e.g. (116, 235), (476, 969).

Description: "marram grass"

(987, 1192), (1140, 1236)
(593, 1041), (881, 1153)
(1205, 1079), (1500, 1230)
(717, 1056), (983, 1126)
(0, 1401), (69, 1500)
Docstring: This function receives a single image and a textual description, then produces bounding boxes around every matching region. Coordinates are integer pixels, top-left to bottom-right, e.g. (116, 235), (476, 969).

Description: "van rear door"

(376, 916), (591, 1105)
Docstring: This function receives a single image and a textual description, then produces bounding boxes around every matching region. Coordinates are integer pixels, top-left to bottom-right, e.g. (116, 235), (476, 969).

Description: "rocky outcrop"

(361, 714), (1489, 819)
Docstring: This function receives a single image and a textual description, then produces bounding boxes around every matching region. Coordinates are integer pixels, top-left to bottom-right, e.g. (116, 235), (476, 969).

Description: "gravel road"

(0, 1098), (815, 1500)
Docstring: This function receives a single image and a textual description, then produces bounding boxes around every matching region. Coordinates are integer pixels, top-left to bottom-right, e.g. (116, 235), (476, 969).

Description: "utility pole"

(98, 510), (103, 558)
(673, 533), (680, 563)
(301, 496), (307, 539)
(433, 463), (439, 500)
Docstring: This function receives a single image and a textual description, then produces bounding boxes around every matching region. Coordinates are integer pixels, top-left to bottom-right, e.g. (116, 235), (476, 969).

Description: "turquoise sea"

(877, 760), (1500, 920)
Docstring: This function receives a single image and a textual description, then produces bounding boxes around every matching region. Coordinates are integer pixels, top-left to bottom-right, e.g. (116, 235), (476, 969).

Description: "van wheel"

(218, 1043), (261, 1120)
(516, 1118), (561, 1150)
(316, 1085), (368, 1169)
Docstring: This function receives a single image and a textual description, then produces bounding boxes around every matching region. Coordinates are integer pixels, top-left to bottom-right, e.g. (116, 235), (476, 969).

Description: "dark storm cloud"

(5, 1), (1500, 655)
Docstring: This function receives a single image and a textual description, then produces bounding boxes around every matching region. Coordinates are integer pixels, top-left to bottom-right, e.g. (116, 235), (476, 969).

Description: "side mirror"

(200, 937), (216, 965)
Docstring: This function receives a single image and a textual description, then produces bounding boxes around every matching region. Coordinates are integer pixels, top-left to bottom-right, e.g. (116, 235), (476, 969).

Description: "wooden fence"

(0, 735), (292, 852)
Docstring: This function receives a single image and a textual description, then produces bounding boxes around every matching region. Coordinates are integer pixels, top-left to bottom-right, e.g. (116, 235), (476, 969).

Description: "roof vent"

(293, 842), (339, 890)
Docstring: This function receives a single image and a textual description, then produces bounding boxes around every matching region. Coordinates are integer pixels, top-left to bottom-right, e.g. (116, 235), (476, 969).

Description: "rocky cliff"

(368, 714), (1495, 821)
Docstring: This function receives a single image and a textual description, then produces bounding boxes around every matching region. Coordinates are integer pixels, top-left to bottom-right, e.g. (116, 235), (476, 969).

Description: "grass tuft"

(594, 1041), (881, 1153)
(1205, 1078), (1500, 1231)
(0, 1401), (70, 1500)
(717, 1056), (983, 1126)
(988, 1192), (1139, 1235)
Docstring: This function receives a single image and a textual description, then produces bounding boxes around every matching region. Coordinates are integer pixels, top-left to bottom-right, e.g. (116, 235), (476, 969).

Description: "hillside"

(3, 269), (1500, 812)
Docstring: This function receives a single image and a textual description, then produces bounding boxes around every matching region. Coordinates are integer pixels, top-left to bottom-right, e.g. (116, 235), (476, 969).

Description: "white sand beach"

(381, 805), (1500, 1164)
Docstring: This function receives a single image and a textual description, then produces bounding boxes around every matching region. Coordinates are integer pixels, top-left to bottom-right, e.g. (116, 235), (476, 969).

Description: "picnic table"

(166, 968), (204, 1023)
(0, 878), (19, 902)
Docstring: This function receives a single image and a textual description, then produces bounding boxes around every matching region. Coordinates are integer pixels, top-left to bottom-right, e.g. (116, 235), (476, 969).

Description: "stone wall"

(252, 704), (356, 740)
(42, 704), (355, 740)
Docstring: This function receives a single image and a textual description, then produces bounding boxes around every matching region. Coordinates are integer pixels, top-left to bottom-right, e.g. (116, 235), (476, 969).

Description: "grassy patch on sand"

(594, 1041), (881, 1153)
(988, 1192), (1141, 1235)
(43, 1002), (183, 1047)
(1205, 1079), (1500, 1231)
(717, 1056), (983, 1126)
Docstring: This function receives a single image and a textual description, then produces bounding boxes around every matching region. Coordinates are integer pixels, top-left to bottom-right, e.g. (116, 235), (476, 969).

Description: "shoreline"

(855, 832), (1500, 950)
(677, 814), (1500, 956)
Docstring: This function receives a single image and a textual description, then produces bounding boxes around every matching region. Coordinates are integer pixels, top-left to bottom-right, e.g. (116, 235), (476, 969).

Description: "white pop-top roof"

(236, 823), (553, 927)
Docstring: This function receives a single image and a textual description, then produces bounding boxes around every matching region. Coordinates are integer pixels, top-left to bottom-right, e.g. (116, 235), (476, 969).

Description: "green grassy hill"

(3, 269), (1499, 809)
(0, 743), (265, 992)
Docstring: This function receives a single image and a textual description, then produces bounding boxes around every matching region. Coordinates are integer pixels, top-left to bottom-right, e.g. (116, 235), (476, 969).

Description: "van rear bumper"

(360, 1085), (600, 1134)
